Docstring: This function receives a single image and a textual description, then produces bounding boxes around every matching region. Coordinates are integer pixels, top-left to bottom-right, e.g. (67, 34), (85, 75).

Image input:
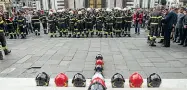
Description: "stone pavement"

(0, 28), (187, 79)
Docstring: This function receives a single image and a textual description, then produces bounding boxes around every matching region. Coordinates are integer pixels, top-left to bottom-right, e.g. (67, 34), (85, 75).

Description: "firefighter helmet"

(147, 73), (162, 88)
(35, 72), (50, 86)
(129, 72), (143, 88)
(96, 59), (104, 66)
(72, 73), (86, 87)
(111, 73), (125, 88)
(89, 77), (106, 90)
(78, 11), (82, 14)
(54, 73), (68, 87)
(88, 81), (106, 90)
(96, 54), (103, 60)
(92, 72), (104, 82)
(94, 65), (103, 72)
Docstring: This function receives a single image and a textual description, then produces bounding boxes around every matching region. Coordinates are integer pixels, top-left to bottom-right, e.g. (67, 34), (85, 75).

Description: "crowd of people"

(0, 5), (186, 55)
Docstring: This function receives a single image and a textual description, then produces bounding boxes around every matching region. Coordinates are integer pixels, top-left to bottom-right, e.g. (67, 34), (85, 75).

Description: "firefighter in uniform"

(105, 10), (114, 38)
(68, 11), (76, 38)
(17, 12), (26, 39)
(13, 14), (18, 38)
(115, 10), (123, 37)
(5, 16), (15, 39)
(77, 11), (84, 38)
(48, 13), (57, 37)
(124, 9), (132, 37)
(85, 12), (93, 37)
(0, 15), (11, 56)
(57, 13), (68, 37)
(147, 7), (162, 46)
(96, 13), (104, 37)
(41, 13), (48, 34)
(31, 13), (41, 36)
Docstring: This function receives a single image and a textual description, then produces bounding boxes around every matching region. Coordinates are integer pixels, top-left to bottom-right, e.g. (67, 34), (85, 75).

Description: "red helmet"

(129, 72), (143, 88)
(90, 77), (106, 88)
(55, 73), (68, 87)
(96, 59), (104, 66)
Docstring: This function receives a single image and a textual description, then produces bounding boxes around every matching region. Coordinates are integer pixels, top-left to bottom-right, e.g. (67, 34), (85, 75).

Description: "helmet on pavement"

(89, 77), (106, 90)
(111, 73), (125, 88)
(94, 65), (103, 72)
(72, 73), (86, 87)
(55, 73), (68, 87)
(96, 59), (104, 66)
(35, 72), (50, 86)
(129, 72), (143, 88)
(96, 54), (103, 60)
(147, 73), (162, 88)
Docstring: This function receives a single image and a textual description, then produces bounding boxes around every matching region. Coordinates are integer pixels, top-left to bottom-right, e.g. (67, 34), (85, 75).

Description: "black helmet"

(147, 73), (162, 88)
(111, 73), (125, 88)
(88, 82), (106, 90)
(72, 73), (86, 87)
(35, 72), (50, 86)
(96, 54), (103, 60)
(94, 65), (103, 72)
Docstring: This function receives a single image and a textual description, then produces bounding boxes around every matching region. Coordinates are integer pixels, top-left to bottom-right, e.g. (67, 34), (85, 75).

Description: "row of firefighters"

(35, 54), (162, 89)
(4, 10), (134, 39)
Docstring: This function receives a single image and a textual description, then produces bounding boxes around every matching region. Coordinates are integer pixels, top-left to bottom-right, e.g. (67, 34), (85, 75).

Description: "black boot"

(77, 34), (80, 38)
(4, 49), (11, 55)
(59, 33), (62, 37)
(14, 34), (17, 39)
(0, 51), (3, 60)
(44, 30), (47, 34)
(9, 34), (13, 39)
(21, 34), (24, 39)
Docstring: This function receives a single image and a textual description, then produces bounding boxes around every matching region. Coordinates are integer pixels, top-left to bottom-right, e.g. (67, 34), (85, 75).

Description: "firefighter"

(68, 11), (76, 38)
(96, 12), (104, 37)
(41, 13), (48, 34)
(114, 9), (123, 37)
(31, 12), (41, 36)
(17, 12), (27, 39)
(77, 11), (84, 38)
(48, 13), (57, 37)
(124, 9), (132, 37)
(0, 15), (11, 56)
(5, 15), (15, 39)
(13, 14), (18, 38)
(147, 6), (162, 46)
(105, 10), (114, 38)
(85, 11), (93, 37)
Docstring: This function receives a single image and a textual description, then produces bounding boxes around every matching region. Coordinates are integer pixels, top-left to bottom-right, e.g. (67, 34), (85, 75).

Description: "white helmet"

(62, 9), (66, 12)
(69, 11), (74, 14)
(127, 7), (131, 10)
(123, 8), (127, 11)
(106, 8), (112, 12)
(92, 72), (104, 81)
(78, 11), (82, 14)
(87, 8), (91, 11)
(57, 9), (62, 12)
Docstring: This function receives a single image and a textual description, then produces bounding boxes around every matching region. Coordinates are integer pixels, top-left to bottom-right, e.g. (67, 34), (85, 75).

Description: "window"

(57, 4), (64, 6)
(57, 1), (64, 3)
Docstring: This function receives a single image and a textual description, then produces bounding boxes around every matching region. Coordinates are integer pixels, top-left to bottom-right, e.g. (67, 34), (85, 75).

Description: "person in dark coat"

(161, 7), (177, 47)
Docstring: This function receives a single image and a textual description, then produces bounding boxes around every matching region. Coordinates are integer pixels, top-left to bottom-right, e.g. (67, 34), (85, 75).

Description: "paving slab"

(3, 32), (187, 79)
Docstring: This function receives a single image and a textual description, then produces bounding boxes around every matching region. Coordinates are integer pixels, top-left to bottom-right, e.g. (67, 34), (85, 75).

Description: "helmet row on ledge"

(35, 54), (161, 89)
(35, 72), (162, 88)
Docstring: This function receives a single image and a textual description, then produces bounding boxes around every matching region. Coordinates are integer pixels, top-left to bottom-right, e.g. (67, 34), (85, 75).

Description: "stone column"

(68, 0), (74, 9)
